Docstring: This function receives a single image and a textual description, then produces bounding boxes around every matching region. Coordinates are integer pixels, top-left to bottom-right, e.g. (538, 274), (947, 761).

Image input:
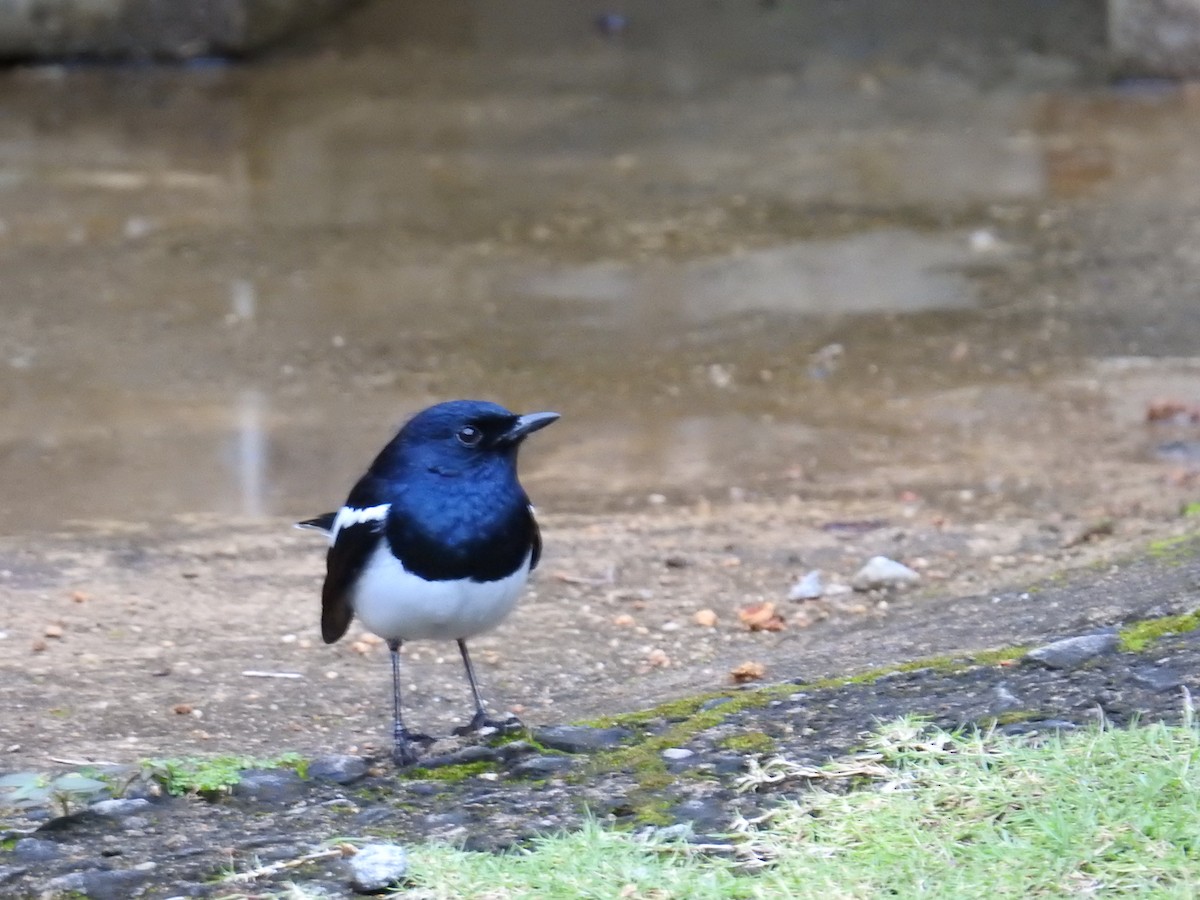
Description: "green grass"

(401, 719), (1200, 898)
(143, 752), (307, 796)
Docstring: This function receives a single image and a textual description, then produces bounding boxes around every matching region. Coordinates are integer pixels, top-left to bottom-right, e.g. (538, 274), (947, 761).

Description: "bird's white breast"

(351, 543), (532, 642)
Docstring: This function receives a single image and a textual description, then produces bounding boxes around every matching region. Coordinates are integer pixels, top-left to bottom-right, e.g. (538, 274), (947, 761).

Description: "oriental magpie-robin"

(299, 399), (559, 766)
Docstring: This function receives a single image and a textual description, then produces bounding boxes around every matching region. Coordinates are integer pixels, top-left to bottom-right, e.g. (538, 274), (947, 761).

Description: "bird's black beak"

(499, 411), (560, 445)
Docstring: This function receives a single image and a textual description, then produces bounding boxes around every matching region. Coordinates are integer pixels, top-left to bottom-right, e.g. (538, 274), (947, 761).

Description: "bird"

(298, 399), (559, 766)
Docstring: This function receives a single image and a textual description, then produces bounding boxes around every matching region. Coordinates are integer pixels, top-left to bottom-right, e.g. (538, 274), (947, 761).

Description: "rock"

(12, 837), (60, 861)
(1131, 666), (1186, 692)
(507, 755), (577, 779)
(349, 842), (408, 894)
(90, 798), (151, 817)
(0, 865), (29, 886)
(44, 868), (152, 900)
(661, 748), (694, 761)
(1025, 631), (1119, 670)
(991, 684), (1023, 711)
(415, 745), (501, 770)
(533, 725), (632, 754)
(851, 557), (920, 591)
(308, 755), (369, 785)
(788, 570), (824, 601)
(494, 740), (538, 762)
(230, 769), (306, 803)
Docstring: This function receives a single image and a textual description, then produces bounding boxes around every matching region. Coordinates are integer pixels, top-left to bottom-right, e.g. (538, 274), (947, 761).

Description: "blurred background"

(1, 0), (1199, 532)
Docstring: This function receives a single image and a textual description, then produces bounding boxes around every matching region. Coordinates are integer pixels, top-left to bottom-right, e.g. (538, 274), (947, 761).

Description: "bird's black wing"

(528, 503), (542, 571)
(320, 479), (390, 644)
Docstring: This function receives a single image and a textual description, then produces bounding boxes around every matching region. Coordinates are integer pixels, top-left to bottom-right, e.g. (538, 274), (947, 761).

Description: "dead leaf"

(1147, 399), (1200, 423)
(731, 661), (766, 683)
(738, 602), (786, 632)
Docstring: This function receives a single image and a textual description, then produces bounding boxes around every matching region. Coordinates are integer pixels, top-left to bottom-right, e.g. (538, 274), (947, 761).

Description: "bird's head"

(378, 399), (559, 479)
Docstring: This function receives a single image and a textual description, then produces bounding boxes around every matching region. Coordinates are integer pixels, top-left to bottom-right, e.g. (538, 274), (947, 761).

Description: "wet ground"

(2, 0), (1200, 774)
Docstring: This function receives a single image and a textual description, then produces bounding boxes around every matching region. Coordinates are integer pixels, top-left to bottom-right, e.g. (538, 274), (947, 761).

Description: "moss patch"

(1146, 534), (1199, 564)
(718, 731), (776, 754)
(404, 761), (496, 782)
(1120, 608), (1200, 653)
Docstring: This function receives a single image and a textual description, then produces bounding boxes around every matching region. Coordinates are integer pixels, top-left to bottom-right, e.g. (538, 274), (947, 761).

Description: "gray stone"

(308, 755), (369, 785)
(661, 748), (694, 761)
(349, 842), (408, 894)
(0, 0), (357, 60)
(788, 570), (824, 601)
(44, 868), (151, 900)
(1110, 0), (1200, 77)
(494, 740), (538, 762)
(1131, 665), (1186, 692)
(991, 683), (1023, 711)
(533, 725), (633, 753)
(507, 755), (577, 779)
(12, 837), (60, 861)
(1025, 631), (1119, 670)
(415, 745), (500, 771)
(851, 556), (920, 591)
(90, 798), (151, 817)
(0, 865), (29, 886)
(230, 769), (306, 803)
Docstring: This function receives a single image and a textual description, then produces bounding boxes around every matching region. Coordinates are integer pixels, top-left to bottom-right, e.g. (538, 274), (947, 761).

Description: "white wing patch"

(329, 504), (390, 545)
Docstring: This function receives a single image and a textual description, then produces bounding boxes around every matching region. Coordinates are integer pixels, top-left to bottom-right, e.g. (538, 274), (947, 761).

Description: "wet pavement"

(0, 0), (1197, 536)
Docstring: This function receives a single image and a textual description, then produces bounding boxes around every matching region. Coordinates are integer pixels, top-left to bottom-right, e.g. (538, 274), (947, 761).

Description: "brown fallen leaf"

(730, 661), (766, 683)
(1147, 399), (1200, 423)
(738, 601), (786, 632)
(693, 608), (718, 628)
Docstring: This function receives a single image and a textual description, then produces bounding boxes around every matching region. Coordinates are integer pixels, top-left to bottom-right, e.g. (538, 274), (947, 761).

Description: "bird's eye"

(456, 425), (483, 447)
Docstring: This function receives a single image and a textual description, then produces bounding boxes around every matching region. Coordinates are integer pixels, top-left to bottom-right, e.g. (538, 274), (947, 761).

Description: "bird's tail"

(295, 512), (336, 535)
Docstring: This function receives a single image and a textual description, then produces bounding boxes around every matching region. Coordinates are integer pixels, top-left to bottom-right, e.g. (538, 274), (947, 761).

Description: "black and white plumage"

(299, 399), (559, 766)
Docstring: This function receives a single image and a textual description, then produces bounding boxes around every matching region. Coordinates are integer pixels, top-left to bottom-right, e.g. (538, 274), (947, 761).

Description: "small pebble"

(851, 557), (920, 591)
(661, 748), (694, 761)
(349, 843), (408, 894)
(788, 570), (824, 601)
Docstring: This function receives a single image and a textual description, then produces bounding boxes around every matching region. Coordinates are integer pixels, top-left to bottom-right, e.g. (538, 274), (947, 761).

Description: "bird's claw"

(452, 711), (524, 738)
(391, 727), (436, 767)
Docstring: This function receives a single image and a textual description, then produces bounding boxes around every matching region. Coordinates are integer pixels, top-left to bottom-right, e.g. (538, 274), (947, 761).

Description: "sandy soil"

(1, 491), (1192, 773)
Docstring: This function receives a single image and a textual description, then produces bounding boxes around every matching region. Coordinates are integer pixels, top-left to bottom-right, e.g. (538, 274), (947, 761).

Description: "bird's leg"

(387, 639), (433, 766)
(451, 639), (523, 737)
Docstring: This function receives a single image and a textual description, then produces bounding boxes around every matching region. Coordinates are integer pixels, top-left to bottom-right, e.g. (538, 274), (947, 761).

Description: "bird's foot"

(452, 710), (524, 738)
(391, 727), (436, 768)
